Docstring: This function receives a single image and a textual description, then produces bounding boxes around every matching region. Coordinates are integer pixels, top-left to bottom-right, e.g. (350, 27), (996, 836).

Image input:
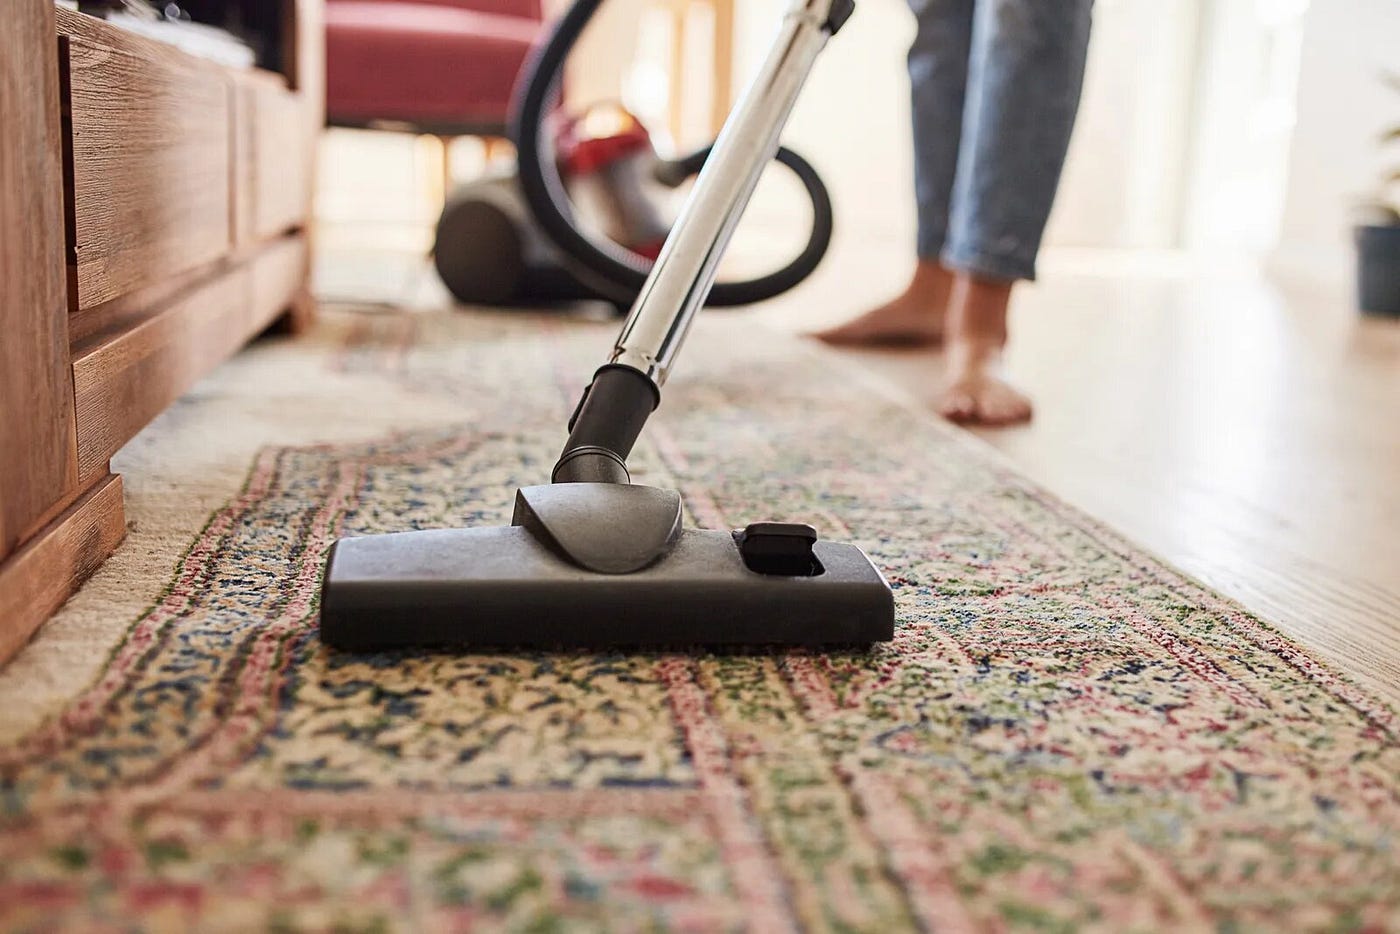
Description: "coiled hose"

(509, 0), (834, 307)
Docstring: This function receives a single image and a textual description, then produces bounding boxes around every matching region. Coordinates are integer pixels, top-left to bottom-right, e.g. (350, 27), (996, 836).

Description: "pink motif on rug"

(1, 311), (1397, 931)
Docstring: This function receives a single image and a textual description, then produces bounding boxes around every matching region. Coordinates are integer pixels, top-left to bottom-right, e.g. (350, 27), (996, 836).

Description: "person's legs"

(937, 0), (1091, 424)
(815, 0), (972, 346)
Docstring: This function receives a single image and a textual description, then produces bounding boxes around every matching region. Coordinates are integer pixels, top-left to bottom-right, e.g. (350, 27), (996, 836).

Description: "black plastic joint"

(567, 364), (660, 433)
(552, 446), (631, 484)
(556, 364), (660, 484)
(825, 0), (855, 35)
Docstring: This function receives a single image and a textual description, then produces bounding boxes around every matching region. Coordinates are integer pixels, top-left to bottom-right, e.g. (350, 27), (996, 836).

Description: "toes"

(811, 324), (859, 345)
(993, 388), (1033, 424)
(936, 378), (1033, 426)
(812, 316), (878, 346)
(814, 324), (940, 348)
(979, 391), (1031, 425)
(981, 400), (1031, 425)
(937, 388), (978, 422)
(809, 301), (944, 348)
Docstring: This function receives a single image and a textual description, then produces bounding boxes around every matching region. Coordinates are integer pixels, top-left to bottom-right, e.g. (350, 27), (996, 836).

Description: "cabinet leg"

(271, 286), (317, 336)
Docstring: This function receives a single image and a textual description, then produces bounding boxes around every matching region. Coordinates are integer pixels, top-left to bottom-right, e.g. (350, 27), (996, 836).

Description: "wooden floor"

(762, 260), (1400, 707)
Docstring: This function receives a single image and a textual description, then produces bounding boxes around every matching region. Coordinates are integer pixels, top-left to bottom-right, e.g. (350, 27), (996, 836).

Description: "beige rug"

(1, 307), (1397, 931)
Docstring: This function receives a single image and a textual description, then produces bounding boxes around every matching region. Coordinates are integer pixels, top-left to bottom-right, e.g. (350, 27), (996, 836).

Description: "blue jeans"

(908, 0), (1092, 281)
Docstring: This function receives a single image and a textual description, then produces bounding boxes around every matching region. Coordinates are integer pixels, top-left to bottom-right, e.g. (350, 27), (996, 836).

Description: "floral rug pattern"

(1, 311), (1397, 931)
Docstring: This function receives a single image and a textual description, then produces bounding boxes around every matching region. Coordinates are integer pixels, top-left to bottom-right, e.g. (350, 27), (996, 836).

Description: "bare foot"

(935, 273), (1032, 426)
(812, 261), (951, 347)
(936, 362), (1033, 425)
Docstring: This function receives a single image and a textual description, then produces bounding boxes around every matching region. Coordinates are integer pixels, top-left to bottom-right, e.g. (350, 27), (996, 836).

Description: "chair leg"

(709, 0), (734, 136)
(483, 136), (510, 164)
(439, 134), (455, 198)
(669, 5), (687, 145)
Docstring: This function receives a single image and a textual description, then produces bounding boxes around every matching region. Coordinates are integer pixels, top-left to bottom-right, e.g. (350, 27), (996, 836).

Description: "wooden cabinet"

(0, 2), (322, 666)
(64, 24), (234, 309)
(71, 266), (250, 482)
(0, 2), (79, 571)
(70, 238), (308, 483)
(242, 78), (315, 242)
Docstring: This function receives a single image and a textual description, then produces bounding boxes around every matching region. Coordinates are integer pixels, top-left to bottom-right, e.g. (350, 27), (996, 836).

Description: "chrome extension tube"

(610, 0), (849, 387)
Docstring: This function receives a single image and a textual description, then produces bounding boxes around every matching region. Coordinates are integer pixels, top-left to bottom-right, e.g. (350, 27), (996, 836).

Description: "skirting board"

(0, 474), (125, 665)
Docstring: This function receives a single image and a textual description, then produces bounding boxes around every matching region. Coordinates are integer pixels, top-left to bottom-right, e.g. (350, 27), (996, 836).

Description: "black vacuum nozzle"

(319, 484), (894, 651)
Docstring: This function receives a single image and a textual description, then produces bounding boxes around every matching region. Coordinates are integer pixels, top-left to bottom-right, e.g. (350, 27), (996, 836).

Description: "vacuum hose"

(510, 0), (834, 307)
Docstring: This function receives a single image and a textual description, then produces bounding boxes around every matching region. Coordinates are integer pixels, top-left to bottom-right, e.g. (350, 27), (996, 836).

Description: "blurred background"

(316, 0), (1398, 301)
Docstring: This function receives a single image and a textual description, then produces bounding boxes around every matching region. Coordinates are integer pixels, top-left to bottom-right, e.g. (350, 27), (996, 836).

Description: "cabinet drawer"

(63, 25), (233, 309)
(70, 238), (306, 482)
(235, 77), (312, 244)
(72, 268), (248, 482)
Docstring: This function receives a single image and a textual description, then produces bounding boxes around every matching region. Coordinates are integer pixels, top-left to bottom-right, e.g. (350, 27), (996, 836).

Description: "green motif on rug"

(1, 312), (1397, 931)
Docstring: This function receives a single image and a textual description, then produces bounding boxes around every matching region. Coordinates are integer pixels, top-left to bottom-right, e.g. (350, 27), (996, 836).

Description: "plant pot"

(1355, 223), (1400, 317)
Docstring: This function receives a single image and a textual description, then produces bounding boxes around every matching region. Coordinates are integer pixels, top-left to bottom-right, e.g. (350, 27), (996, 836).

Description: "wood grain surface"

(253, 237), (309, 320)
(71, 239), (307, 483)
(250, 82), (311, 240)
(59, 11), (232, 309)
(72, 268), (247, 483)
(0, 474), (125, 666)
(0, 2), (79, 561)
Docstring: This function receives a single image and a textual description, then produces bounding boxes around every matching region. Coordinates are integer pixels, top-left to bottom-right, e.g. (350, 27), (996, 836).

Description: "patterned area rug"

(1, 309), (1397, 931)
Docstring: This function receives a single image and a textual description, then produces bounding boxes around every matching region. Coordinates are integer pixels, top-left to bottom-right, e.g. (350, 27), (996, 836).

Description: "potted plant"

(1356, 73), (1400, 317)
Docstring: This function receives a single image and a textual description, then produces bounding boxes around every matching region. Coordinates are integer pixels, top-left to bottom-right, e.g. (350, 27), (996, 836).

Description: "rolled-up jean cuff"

(941, 244), (1037, 282)
(916, 232), (947, 261)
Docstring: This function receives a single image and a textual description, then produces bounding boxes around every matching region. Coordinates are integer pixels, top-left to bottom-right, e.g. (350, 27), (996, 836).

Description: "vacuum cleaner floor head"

(320, 484), (894, 651)
(321, 0), (886, 655)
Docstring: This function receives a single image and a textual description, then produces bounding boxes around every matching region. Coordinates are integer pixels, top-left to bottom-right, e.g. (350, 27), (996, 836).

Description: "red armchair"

(325, 0), (545, 136)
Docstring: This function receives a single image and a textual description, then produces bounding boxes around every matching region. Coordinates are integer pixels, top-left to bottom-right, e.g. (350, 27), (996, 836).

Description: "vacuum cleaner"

(431, 103), (677, 309)
(319, 0), (895, 649)
(431, 26), (834, 309)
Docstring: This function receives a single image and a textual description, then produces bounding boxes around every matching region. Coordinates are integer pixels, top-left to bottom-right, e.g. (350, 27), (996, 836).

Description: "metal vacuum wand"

(318, 0), (895, 652)
(613, 0), (851, 386)
(554, 0), (854, 484)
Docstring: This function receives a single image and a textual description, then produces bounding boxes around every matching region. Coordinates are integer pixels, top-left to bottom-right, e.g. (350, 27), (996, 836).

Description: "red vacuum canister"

(433, 102), (679, 310)
(433, 89), (831, 310)
(554, 103), (672, 259)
